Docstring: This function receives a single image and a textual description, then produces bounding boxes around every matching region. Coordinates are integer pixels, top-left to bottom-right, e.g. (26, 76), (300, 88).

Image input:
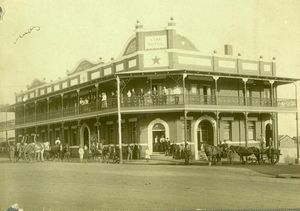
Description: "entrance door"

(83, 127), (89, 147)
(80, 124), (91, 149)
(197, 120), (214, 150)
(265, 123), (273, 147)
(152, 123), (166, 152)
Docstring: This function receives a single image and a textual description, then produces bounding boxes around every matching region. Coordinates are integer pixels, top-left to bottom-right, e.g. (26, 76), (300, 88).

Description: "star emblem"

(152, 56), (160, 64)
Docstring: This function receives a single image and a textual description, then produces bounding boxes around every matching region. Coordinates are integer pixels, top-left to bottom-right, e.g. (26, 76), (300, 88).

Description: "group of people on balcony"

(20, 85), (184, 121)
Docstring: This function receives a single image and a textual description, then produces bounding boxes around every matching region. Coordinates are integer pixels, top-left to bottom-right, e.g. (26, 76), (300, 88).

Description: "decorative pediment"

(27, 78), (46, 90)
(68, 60), (98, 76)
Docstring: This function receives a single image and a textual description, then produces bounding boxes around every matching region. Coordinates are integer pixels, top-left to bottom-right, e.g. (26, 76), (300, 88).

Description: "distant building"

(0, 19), (299, 160)
(279, 135), (298, 164)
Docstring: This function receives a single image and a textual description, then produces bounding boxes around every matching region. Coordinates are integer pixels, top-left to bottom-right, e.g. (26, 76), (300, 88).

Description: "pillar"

(270, 80), (274, 106)
(62, 122), (64, 144)
(183, 73), (188, 144)
(213, 76), (219, 105)
(24, 104), (26, 123)
(77, 120), (81, 146)
(47, 124), (51, 144)
(61, 94), (64, 116)
(216, 112), (220, 144)
(116, 76), (123, 163)
(77, 89), (80, 114)
(242, 78), (248, 106)
(295, 82), (300, 163)
(296, 112), (300, 164)
(244, 112), (248, 147)
(96, 117), (100, 142)
(95, 83), (99, 110)
(46, 97), (49, 119)
(34, 101), (37, 121)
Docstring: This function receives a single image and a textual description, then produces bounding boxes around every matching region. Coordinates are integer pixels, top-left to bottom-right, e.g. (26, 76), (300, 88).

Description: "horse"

(48, 144), (61, 161)
(90, 143), (102, 162)
(101, 146), (110, 163)
(230, 145), (261, 164)
(217, 143), (234, 164)
(60, 144), (71, 162)
(200, 142), (222, 165)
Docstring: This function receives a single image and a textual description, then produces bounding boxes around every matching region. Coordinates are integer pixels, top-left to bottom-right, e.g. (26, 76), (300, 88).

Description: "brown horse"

(200, 142), (222, 165)
(217, 143), (234, 164)
(230, 145), (261, 164)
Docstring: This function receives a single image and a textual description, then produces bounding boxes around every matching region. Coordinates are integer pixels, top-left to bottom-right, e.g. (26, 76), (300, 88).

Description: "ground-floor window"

(128, 121), (137, 143)
(248, 121), (256, 140)
(223, 121), (232, 142)
(71, 129), (77, 146)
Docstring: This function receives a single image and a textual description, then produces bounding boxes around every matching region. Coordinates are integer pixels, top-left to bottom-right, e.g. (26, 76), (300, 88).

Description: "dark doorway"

(265, 123), (273, 147)
(83, 127), (89, 147)
(152, 123), (165, 152)
(197, 120), (214, 150)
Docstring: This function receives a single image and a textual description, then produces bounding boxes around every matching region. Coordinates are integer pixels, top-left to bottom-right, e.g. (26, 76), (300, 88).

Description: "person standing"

(127, 144), (132, 161)
(145, 147), (151, 162)
(55, 137), (61, 145)
(78, 146), (84, 163)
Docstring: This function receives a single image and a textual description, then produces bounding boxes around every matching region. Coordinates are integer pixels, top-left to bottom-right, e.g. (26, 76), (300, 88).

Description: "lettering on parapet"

(14, 26), (41, 44)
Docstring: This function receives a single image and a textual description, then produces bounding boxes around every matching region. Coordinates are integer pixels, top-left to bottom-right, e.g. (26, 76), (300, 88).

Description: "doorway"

(152, 123), (166, 152)
(265, 123), (273, 147)
(197, 120), (214, 150)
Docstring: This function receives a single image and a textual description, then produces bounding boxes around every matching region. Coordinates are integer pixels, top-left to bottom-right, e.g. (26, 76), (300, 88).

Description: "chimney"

(224, 44), (233, 56)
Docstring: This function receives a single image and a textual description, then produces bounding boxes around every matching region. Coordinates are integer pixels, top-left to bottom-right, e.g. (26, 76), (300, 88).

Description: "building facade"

(5, 19), (299, 160)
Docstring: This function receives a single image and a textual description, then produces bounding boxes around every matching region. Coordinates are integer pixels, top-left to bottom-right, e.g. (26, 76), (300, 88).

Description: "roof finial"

(168, 17), (176, 27)
(135, 20), (143, 30)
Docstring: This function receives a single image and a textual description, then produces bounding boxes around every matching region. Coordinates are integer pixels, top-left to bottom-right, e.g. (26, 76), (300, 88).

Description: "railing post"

(116, 76), (123, 164)
(242, 78), (248, 106)
(213, 76), (219, 105)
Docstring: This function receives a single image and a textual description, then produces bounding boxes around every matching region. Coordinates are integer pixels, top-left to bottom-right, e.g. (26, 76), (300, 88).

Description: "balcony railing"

(121, 94), (184, 107)
(276, 98), (297, 107)
(13, 95), (297, 125)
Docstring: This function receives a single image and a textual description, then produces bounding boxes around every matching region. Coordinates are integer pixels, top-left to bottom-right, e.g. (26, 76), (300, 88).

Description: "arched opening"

(152, 123), (166, 152)
(80, 124), (91, 149)
(193, 115), (217, 160)
(265, 123), (273, 147)
(197, 120), (214, 150)
(147, 118), (170, 154)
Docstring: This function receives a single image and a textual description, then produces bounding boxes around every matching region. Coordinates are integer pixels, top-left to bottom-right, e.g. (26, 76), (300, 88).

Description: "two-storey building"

(6, 19), (299, 160)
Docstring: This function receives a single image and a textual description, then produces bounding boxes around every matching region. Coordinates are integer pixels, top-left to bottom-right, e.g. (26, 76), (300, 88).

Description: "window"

(223, 121), (232, 141)
(128, 122), (137, 143)
(248, 121), (256, 140)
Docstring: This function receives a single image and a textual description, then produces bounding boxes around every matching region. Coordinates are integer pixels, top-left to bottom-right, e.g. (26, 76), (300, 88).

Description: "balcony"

(13, 94), (297, 126)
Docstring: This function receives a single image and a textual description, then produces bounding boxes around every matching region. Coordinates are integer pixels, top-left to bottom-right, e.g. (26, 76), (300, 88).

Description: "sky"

(0, 0), (300, 135)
